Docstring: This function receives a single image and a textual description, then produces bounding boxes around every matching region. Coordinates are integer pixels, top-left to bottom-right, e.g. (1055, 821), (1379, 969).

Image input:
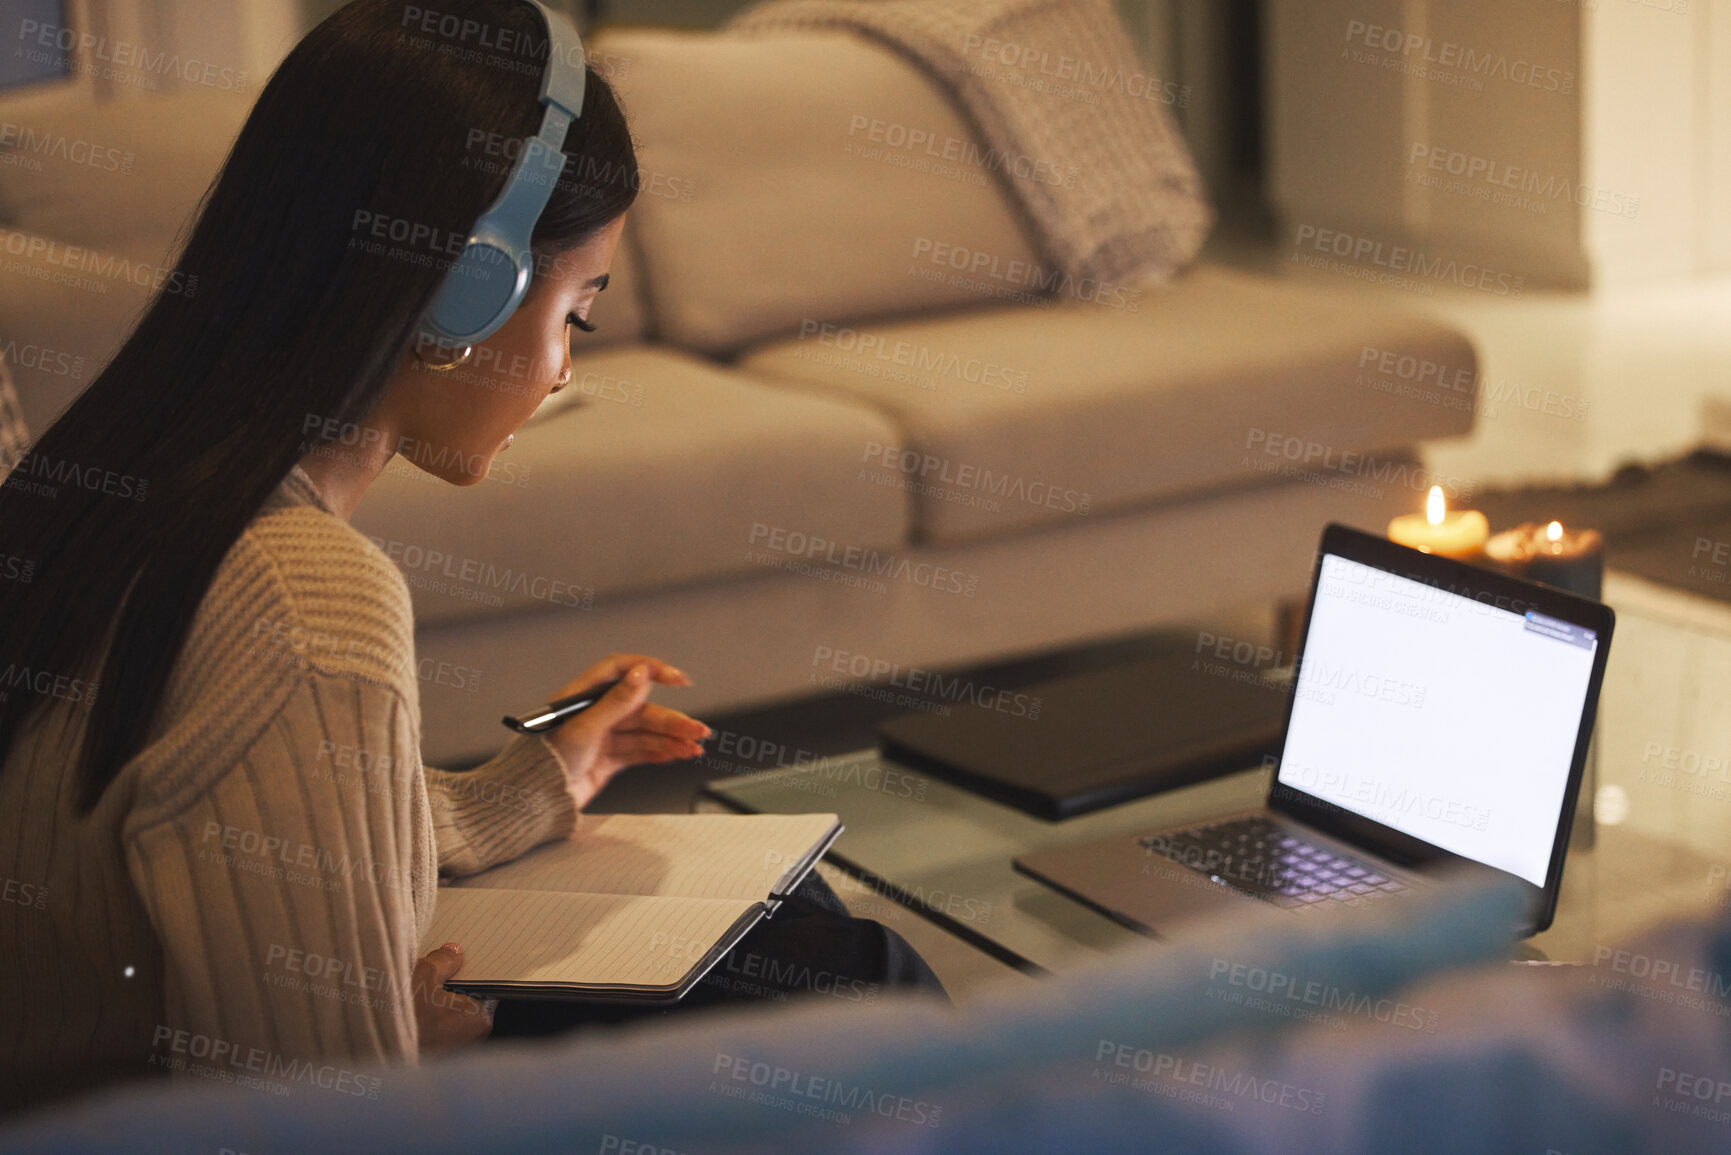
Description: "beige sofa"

(0, 26), (1477, 765)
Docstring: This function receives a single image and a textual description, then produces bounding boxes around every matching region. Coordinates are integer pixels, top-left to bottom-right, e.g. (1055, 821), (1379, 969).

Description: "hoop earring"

(415, 343), (474, 371)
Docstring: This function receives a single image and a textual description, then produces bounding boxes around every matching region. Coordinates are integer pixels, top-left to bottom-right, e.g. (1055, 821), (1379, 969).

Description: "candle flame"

(1426, 486), (1445, 526)
(1546, 520), (1563, 542)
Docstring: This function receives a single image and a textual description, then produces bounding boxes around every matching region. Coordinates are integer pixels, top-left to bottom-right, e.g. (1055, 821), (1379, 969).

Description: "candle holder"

(1385, 502), (1607, 852)
(1484, 521), (1605, 601)
(1387, 487), (1489, 561)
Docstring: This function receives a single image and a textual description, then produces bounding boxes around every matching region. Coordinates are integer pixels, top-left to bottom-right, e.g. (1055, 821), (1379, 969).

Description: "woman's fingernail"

(631, 663), (649, 682)
(442, 942), (462, 954)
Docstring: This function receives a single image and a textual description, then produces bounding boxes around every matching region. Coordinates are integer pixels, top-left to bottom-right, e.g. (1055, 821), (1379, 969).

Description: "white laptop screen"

(1276, 553), (1599, 886)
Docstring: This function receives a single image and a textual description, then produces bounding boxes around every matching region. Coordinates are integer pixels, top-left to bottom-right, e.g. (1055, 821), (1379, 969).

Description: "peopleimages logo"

(813, 865), (994, 927)
(314, 738), (412, 791)
(16, 20), (249, 93)
(1406, 144), (1639, 219)
(1342, 20), (1574, 95)
(747, 523), (979, 598)
(798, 321), (1028, 393)
(301, 414), (532, 488)
(248, 612), (484, 694)
(1242, 428), (1473, 502)
(0, 446), (147, 503)
(149, 1026), (381, 1099)
(0, 338), (86, 381)
(908, 237), (1143, 311)
(597, 1137), (685, 1155)
(1093, 1040), (1326, 1115)
(846, 114), (1078, 188)
(0, 876), (48, 911)
(1208, 957), (1440, 1032)
(366, 535), (593, 610)
(463, 129), (696, 203)
(811, 645), (1042, 719)
(199, 820), (412, 894)
(959, 34), (1190, 107)
(1355, 345), (1590, 424)
(710, 1052), (942, 1127)
(862, 441), (1087, 515)
(0, 662), (97, 706)
(1654, 1066), (1731, 1125)
(1285, 765), (1486, 830)
(1591, 946), (1731, 1000)
(0, 121), (133, 175)
(263, 944), (389, 995)
(1291, 224), (1525, 298)
(398, 4), (610, 74)
(0, 227), (196, 298)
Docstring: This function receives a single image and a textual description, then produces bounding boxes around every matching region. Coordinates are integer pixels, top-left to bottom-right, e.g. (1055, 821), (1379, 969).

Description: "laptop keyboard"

(1139, 815), (1411, 912)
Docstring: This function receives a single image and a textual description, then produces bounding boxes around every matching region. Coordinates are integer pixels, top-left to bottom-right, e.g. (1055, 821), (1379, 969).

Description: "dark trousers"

(488, 873), (948, 1038)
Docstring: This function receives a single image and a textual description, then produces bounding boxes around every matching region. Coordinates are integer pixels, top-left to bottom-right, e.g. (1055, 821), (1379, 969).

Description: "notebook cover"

(443, 820), (842, 1004)
(876, 652), (1288, 820)
(444, 904), (769, 1005)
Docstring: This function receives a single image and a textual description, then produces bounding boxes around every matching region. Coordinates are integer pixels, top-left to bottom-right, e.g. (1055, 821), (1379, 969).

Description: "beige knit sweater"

(0, 465), (578, 1114)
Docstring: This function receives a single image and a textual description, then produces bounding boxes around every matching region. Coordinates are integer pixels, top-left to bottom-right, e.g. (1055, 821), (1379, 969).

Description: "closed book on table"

(422, 812), (841, 1003)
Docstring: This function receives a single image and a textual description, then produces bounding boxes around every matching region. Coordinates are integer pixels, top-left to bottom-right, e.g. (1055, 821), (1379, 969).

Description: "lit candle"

(1387, 486), (1489, 560)
(1484, 520), (1604, 600)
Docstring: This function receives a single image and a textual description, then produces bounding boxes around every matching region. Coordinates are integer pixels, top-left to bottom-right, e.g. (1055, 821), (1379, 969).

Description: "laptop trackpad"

(1015, 837), (1253, 936)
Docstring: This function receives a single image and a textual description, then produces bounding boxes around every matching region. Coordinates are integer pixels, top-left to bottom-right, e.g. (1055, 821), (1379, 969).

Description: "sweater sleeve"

(423, 734), (578, 878)
(113, 499), (579, 1075)
(124, 673), (427, 1076)
(115, 501), (489, 1077)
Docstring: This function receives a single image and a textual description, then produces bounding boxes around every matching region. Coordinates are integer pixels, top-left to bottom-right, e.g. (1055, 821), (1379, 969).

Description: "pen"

(502, 677), (625, 734)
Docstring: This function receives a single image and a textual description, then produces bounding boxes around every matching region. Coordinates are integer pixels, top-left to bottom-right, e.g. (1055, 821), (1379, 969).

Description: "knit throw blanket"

(0, 351), (27, 481)
(728, 0), (1214, 286)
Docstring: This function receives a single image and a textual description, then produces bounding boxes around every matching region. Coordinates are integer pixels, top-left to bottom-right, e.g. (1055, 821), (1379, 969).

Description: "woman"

(0, 0), (934, 1116)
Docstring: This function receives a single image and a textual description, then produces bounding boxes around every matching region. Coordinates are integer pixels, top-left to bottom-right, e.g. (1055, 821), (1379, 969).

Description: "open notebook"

(421, 812), (842, 1003)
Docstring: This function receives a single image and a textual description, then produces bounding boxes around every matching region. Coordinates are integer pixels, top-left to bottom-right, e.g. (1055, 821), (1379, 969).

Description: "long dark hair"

(0, 0), (638, 811)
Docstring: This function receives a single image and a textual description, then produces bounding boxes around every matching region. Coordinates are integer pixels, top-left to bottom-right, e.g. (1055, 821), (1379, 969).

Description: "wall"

(1268, 0), (1587, 289)
(0, 0), (73, 90)
(0, 0), (300, 111)
(1267, 0), (1731, 290)
(81, 0), (298, 100)
(1581, 0), (1731, 283)
(1124, 0), (1267, 229)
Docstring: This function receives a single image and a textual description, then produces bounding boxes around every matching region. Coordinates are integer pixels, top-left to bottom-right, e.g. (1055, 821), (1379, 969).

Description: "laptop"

(1014, 523), (1615, 938)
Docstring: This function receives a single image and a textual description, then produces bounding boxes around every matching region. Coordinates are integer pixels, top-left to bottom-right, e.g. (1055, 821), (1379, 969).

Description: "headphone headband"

(535, 0), (587, 118)
(418, 0), (587, 350)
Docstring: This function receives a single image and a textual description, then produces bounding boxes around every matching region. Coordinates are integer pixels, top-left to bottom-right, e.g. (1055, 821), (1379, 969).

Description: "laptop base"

(1014, 808), (1423, 936)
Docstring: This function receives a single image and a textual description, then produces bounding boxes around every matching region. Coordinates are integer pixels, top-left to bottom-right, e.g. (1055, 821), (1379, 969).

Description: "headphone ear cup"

(425, 242), (526, 344)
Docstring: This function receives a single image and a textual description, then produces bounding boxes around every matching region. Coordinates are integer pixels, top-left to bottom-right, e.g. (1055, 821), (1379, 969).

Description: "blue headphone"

(418, 0), (587, 351)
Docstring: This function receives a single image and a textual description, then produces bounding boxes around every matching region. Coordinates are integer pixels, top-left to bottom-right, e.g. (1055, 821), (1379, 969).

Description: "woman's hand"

(412, 942), (493, 1053)
(540, 653), (709, 811)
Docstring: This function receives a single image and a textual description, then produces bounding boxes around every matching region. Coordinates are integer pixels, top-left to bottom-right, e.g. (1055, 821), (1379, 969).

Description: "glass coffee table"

(701, 573), (1731, 982)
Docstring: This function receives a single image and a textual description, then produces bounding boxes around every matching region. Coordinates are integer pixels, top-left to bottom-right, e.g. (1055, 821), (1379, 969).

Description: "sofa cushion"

(0, 88), (649, 345)
(737, 263), (1479, 544)
(0, 90), (254, 257)
(348, 345), (909, 627)
(593, 27), (1047, 357)
(582, 215), (649, 343)
(0, 218), (645, 444)
(0, 227), (159, 434)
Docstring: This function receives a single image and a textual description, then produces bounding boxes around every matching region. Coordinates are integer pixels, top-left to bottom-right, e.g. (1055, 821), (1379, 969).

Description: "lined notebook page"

(451, 813), (838, 901)
(421, 889), (757, 988)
